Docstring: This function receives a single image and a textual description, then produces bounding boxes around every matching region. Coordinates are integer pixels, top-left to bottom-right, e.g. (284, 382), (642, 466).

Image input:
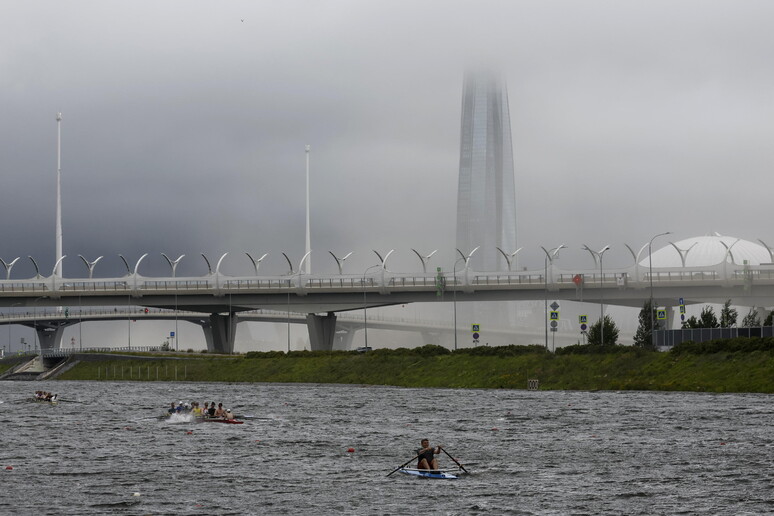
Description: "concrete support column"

(206, 313), (237, 354)
(306, 312), (337, 351)
(333, 323), (356, 350)
(36, 326), (64, 352)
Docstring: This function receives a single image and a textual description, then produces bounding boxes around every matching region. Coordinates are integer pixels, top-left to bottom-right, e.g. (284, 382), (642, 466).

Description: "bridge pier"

(334, 324), (356, 350)
(306, 312), (337, 351)
(36, 326), (65, 352)
(202, 313), (237, 354)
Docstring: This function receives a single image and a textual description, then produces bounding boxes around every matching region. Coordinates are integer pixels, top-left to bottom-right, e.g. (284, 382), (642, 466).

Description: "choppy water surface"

(0, 381), (772, 515)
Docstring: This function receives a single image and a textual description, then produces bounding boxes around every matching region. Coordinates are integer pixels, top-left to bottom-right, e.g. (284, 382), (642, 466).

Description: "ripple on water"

(1, 381), (772, 515)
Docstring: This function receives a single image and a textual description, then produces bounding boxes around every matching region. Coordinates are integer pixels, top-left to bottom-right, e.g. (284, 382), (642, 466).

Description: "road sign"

(471, 324), (480, 332)
(170, 331), (175, 337)
(550, 301), (560, 311)
(580, 323), (587, 331)
(679, 297), (684, 305)
(679, 305), (685, 314)
(657, 310), (667, 320)
(579, 315), (588, 324)
(573, 274), (583, 286)
(550, 320), (558, 328)
(550, 311), (559, 320)
(472, 332), (480, 340)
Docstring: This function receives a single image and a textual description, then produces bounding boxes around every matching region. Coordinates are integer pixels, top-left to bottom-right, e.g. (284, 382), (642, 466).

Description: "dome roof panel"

(640, 235), (771, 267)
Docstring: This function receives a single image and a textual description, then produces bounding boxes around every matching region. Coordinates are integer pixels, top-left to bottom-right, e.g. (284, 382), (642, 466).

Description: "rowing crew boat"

(398, 467), (461, 480)
(32, 398), (58, 405)
(200, 418), (243, 425)
(159, 414), (244, 424)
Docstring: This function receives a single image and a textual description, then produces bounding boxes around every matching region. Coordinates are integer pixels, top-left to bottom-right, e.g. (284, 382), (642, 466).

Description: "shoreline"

(0, 347), (765, 393)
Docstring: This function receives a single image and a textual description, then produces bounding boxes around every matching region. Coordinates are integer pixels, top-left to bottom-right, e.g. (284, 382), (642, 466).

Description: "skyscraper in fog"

(456, 71), (517, 271)
(457, 72), (516, 271)
(455, 71), (518, 341)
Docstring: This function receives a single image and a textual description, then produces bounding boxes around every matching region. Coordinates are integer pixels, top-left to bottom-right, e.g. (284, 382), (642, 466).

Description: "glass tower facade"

(456, 70), (517, 272)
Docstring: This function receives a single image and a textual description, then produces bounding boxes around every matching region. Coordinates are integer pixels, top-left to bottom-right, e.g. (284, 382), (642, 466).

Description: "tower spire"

(305, 144), (311, 275)
(56, 112), (63, 277)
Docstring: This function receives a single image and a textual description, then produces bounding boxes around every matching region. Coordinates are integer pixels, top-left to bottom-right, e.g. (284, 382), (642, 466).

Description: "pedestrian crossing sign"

(657, 310), (667, 320)
(550, 311), (559, 320)
(471, 324), (480, 332)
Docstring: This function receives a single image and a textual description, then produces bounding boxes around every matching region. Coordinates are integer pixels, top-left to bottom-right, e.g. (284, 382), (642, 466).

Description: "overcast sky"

(3, 0), (774, 279)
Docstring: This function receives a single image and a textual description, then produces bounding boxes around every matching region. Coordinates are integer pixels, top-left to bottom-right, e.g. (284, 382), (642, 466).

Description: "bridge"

(0, 306), (558, 355)
(2, 248), (774, 353)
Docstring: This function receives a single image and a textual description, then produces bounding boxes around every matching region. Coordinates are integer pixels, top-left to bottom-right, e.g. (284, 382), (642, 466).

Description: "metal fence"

(655, 327), (774, 347)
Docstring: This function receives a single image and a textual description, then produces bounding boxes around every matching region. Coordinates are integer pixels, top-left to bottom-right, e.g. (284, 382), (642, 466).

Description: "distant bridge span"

(2, 257), (774, 352)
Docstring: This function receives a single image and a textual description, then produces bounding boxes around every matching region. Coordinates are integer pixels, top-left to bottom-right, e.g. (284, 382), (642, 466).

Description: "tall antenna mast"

(305, 144), (311, 274)
(56, 112), (63, 277)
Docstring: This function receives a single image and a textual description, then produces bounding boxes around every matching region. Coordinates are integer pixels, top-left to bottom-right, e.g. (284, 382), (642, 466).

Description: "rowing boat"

(200, 418), (243, 424)
(32, 397), (58, 405)
(398, 467), (459, 479)
(159, 414), (244, 424)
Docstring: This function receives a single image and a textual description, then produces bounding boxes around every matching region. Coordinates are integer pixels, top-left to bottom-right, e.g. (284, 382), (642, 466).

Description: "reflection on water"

(0, 381), (772, 515)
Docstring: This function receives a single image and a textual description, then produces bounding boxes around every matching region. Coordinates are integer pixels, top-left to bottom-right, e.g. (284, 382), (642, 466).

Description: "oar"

(386, 452), (422, 477)
(440, 447), (468, 474)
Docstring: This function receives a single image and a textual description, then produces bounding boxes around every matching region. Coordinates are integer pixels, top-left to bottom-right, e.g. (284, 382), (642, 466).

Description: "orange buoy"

(186, 430), (193, 435)
(347, 447), (355, 453)
(491, 427), (498, 431)
(5, 466), (13, 470)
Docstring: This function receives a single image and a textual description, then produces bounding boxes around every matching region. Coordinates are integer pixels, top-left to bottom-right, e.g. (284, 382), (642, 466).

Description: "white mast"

(56, 112), (63, 278)
(305, 144), (311, 274)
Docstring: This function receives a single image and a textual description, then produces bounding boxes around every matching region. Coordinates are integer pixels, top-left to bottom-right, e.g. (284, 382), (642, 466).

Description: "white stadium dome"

(641, 234), (773, 268)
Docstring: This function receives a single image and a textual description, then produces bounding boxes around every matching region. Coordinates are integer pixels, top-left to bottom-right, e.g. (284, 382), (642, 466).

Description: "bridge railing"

(5, 261), (774, 298)
(40, 346), (161, 357)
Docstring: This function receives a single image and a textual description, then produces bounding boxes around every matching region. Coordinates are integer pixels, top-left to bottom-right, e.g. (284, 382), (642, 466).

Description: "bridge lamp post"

(583, 245), (610, 345)
(541, 245), (566, 350)
(363, 264), (381, 349)
(32, 297), (46, 354)
(452, 257), (466, 351)
(649, 232), (671, 349)
(8, 303), (21, 354)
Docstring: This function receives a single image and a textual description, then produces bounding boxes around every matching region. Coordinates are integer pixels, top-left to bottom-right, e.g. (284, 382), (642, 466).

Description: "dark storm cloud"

(2, 0), (774, 281)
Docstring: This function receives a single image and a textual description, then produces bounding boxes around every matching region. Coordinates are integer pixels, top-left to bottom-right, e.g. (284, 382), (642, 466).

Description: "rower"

(416, 439), (442, 471)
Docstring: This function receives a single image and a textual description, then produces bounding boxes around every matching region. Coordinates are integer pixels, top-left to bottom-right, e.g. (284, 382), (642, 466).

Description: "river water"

(0, 381), (772, 515)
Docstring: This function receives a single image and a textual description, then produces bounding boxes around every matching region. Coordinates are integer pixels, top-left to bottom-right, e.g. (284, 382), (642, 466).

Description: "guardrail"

(40, 346), (161, 357)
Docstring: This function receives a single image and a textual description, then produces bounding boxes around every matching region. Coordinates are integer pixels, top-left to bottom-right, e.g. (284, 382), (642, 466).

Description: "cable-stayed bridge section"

(2, 249), (774, 352)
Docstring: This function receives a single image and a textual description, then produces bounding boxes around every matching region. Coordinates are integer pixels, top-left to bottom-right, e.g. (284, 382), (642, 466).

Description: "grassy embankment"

(51, 339), (774, 393)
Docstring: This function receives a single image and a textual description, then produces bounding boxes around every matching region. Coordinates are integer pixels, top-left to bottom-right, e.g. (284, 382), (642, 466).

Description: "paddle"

(386, 452), (423, 477)
(440, 447), (468, 474)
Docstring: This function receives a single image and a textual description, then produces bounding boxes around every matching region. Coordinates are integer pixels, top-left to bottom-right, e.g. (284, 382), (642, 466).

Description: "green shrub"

(454, 344), (548, 357)
(555, 343), (633, 355)
(670, 337), (774, 355)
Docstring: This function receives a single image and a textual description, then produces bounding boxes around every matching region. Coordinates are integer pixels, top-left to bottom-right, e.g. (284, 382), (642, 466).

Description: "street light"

(452, 257), (465, 351)
(649, 232), (672, 349)
(583, 245), (611, 345)
(362, 264), (381, 349)
(8, 302), (22, 354)
(453, 247), (479, 351)
(541, 245), (566, 350)
(32, 296), (46, 354)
